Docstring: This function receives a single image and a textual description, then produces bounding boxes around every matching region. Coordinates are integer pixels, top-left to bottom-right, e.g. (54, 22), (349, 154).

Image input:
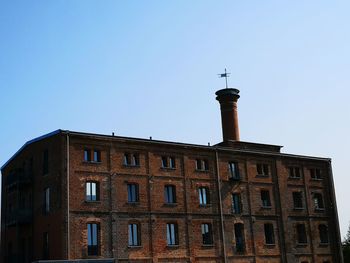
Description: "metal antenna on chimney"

(218, 68), (230, 89)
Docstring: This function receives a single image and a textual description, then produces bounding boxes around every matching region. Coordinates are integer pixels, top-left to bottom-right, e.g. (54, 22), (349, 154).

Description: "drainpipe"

(215, 149), (227, 263)
(66, 133), (70, 259)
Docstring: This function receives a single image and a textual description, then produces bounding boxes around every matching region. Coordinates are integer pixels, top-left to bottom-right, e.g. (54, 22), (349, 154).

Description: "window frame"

(164, 185), (176, 204)
(198, 187), (210, 206)
(86, 181), (99, 202)
(43, 187), (50, 214)
(87, 223), (99, 256)
(292, 191), (303, 209)
(260, 190), (272, 208)
(296, 224), (308, 244)
(289, 166), (301, 179)
(201, 223), (213, 245)
(256, 163), (269, 176)
(264, 223), (275, 245)
(313, 193), (325, 210)
(127, 183), (139, 203)
(228, 161), (240, 180)
(166, 223), (179, 246)
(319, 224), (329, 244)
(128, 223), (141, 247)
(232, 193), (242, 214)
(234, 223), (245, 253)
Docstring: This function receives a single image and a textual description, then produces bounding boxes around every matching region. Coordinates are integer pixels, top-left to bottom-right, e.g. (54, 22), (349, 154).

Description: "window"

(196, 159), (209, 171)
(293, 192), (303, 209)
(84, 149), (101, 162)
(319, 224), (329, 244)
(86, 182), (99, 201)
(261, 190), (271, 207)
(228, 162), (240, 180)
(257, 163), (269, 176)
(87, 223), (99, 256)
(264, 223), (275, 245)
(232, 193), (242, 214)
(127, 184), (139, 203)
(128, 223), (141, 246)
(93, 150), (101, 162)
(198, 187), (210, 206)
(166, 223), (178, 246)
(310, 168), (322, 180)
(84, 149), (91, 162)
(161, 156), (176, 169)
(289, 166), (301, 178)
(43, 232), (49, 259)
(164, 185), (176, 204)
(43, 149), (49, 175)
(234, 223), (245, 253)
(124, 153), (140, 166)
(43, 188), (50, 214)
(201, 223), (213, 245)
(296, 224), (307, 244)
(313, 193), (325, 210)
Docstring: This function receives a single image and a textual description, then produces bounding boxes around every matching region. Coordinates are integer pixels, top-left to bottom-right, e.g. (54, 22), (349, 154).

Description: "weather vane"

(218, 68), (230, 89)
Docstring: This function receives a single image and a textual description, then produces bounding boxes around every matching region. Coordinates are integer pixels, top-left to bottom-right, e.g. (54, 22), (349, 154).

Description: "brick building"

(1, 88), (343, 263)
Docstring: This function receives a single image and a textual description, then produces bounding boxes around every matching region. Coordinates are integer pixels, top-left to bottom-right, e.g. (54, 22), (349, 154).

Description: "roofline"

(1, 129), (331, 171)
(1, 129), (62, 171)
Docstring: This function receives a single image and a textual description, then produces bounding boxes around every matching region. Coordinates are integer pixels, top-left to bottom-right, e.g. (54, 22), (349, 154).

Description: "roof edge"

(1, 129), (62, 171)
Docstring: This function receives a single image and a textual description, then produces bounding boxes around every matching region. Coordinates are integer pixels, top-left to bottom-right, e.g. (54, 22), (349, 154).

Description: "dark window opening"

(128, 223), (141, 246)
(289, 166), (301, 178)
(87, 223), (99, 256)
(127, 183), (139, 203)
(296, 224), (307, 244)
(310, 168), (322, 180)
(228, 162), (240, 180)
(293, 192), (303, 209)
(261, 190), (271, 207)
(199, 187), (210, 206)
(43, 188), (50, 214)
(124, 153), (140, 166)
(196, 159), (209, 171)
(43, 232), (49, 259)
(319, 224), (329, 244)
(264, 223), (275, 244)
(232, 193), (242, 214)
(234, 223), (245, 253)
(161, 156), (176, 169)
(313, 193), (325, 210)
(257, 163), (269, 176)
(166, 223), (178, 245)
(201, 223), (213, 245)
(93, 150), (101, 162)
(84, 149), (91, 162)
(86, 182), (99, 201)
(164, 185), (176, 204)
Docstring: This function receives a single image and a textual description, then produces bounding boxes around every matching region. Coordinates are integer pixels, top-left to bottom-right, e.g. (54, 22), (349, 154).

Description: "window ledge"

(128, 245), (142, 249)
(164, 203), (177, 207)
(311, 178), (323, 181)
(126, 202), (140, 206)
(296, 243), (308, 247)
(166, 245), (179, 249)
(199, 204), (212, 208)
(195, 169), (210, 173)
(288, 176), (301, 180)
(319, 242), (329, 247)
(202, 244), (214, 248)
(264, 243), (276, 248)
(160, 167), (176, 171)
(85, 200), (101, 204)
(261, 206), (272, 210)
(123, 164), (140, 168)
(83, 161), (101, 164)
(256, 174), (269, 178)
(315, 208), (325, 212)
(293, 207), (304, 211)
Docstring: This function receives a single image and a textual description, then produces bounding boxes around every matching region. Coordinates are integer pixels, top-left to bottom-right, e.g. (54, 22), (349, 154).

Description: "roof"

(1, 129), (330, 171)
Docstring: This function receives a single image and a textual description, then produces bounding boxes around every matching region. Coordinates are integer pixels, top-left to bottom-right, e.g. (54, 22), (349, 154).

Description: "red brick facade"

(1, 130), (343, 263)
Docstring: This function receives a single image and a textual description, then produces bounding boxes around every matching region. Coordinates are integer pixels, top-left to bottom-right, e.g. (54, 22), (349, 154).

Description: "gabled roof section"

(1, 129), (62, 171)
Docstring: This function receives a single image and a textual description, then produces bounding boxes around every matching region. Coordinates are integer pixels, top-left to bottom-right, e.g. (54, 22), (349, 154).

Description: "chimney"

(215, 88), (240, 141)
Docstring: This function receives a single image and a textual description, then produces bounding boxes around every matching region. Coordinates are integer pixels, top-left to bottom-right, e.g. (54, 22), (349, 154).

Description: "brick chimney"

(215, 88), (240, 141)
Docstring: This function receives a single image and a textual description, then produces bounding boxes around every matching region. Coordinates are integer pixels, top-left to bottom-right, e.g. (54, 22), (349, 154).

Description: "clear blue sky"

(1, 1), (349, 237)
